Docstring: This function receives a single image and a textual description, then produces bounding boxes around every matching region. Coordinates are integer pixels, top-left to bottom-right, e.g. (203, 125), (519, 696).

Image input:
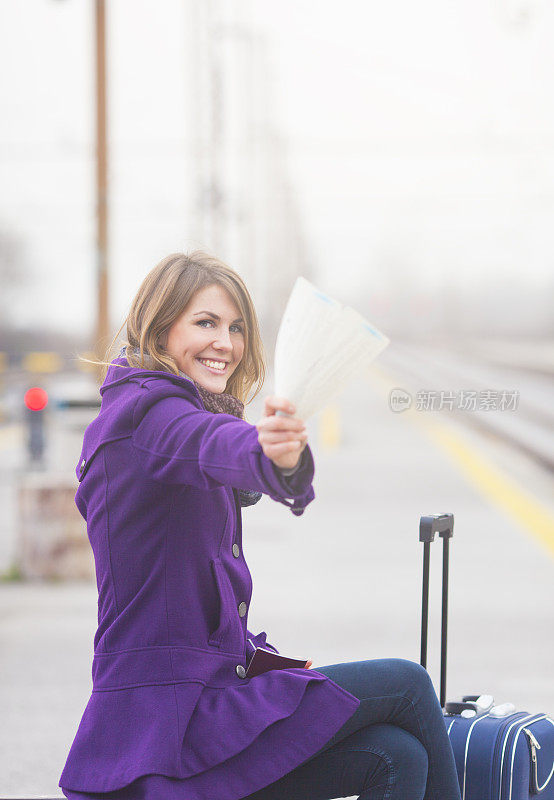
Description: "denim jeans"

(243, 658), (462, 800)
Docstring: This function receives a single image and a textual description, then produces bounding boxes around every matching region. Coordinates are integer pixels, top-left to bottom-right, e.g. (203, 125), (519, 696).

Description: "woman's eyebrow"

(192, 310), (244, 323)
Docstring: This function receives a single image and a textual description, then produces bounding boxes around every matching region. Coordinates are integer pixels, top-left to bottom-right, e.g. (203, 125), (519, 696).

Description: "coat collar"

(100, 355), (203, 403)
(118, 346), (245, 419)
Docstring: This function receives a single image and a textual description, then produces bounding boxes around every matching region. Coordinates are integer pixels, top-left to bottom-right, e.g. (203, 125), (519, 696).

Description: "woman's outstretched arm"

(131, 394), (315, 514)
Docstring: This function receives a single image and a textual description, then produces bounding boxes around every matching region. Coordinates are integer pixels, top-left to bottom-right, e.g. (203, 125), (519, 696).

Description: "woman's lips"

(196, 358), (228, 374)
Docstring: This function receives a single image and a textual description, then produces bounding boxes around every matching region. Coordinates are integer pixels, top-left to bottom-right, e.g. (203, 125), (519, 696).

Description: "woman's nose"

(213, 330), (233, 350)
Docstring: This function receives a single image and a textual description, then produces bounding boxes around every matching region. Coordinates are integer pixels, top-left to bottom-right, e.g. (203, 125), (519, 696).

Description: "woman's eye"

(197, 319), (243, 334)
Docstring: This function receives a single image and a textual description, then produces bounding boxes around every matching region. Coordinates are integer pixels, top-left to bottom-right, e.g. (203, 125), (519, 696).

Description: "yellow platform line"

(420, 417), (554, 558)
(368, 367), (554, 559)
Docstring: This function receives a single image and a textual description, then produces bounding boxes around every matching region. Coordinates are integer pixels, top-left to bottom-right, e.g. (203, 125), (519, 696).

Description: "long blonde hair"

(81, 251), (266, 406)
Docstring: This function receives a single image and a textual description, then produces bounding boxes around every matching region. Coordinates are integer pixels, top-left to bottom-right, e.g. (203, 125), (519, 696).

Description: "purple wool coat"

(59, 356), (360, 800)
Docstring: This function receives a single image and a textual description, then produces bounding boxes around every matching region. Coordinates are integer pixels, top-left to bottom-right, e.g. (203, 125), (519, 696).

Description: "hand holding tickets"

(274, 277), (390, 422)
(256, 396), (308, 470)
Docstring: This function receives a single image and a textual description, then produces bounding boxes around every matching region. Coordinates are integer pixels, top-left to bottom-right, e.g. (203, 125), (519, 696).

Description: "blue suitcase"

(419, 514), (554, 800)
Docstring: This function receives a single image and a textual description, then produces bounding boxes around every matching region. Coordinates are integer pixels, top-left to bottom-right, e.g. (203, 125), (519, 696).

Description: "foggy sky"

(1, 0), (553, 335)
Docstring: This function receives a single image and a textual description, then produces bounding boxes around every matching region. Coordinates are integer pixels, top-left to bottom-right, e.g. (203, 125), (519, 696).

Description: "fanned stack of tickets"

(274, 276), (390, 421)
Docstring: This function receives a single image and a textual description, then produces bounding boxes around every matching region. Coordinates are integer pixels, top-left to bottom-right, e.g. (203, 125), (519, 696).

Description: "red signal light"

(24, 387), (49, 411)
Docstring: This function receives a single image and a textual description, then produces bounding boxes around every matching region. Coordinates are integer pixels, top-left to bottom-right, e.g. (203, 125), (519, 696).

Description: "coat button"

(232, 543), (240, 558)
(238, 601), (247, 617)
(236, 664), (246, 678)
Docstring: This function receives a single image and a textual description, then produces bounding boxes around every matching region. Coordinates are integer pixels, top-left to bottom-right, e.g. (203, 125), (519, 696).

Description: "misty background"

(1, 0), (553, 357)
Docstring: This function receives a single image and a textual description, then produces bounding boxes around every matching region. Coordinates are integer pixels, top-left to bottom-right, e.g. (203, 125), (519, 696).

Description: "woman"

(60, 251), (462, 800)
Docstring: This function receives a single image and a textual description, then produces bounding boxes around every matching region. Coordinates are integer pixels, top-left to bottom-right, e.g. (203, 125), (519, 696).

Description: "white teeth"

(199, 358), (226, 371)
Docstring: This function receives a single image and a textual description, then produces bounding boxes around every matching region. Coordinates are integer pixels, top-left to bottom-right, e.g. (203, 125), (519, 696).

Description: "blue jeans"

(243, 658), (462, 800)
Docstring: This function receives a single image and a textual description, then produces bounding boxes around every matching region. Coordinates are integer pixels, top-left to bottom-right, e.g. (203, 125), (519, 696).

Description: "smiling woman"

(65, 250), (463, 800)
(61, 251), (340, 800)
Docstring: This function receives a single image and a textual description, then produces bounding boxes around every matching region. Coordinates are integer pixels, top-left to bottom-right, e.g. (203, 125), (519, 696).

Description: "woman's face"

(165, 283), (246, 393)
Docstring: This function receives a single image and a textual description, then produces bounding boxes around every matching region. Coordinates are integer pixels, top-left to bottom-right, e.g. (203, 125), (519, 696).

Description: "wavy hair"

(80, 251), (266, 406)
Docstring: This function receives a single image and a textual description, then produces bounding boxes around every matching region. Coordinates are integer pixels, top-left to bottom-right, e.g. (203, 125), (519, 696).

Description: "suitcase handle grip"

(419, 513), (454, 710)
(419, 513), (454, 543)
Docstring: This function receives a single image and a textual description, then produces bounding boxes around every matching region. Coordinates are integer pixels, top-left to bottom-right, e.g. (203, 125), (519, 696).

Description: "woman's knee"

(313, 657), (438, 712)
(385, 658), (435, 695)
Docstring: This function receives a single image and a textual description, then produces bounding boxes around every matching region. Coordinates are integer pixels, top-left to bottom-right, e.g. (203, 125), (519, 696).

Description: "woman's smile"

(196, 357), (229, 373)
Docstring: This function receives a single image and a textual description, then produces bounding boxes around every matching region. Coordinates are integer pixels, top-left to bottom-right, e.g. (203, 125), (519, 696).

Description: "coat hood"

(76, 356), (205, 484)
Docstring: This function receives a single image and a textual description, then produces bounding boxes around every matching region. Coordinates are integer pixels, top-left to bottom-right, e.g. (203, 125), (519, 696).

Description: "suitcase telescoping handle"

(419, 513), (454, 710)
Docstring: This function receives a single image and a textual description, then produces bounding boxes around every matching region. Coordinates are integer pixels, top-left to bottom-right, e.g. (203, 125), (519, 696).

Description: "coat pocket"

(207, 558), (243, 653)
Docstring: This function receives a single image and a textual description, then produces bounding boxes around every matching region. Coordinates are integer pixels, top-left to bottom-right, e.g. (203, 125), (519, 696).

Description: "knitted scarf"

(118, 346), (262, 507)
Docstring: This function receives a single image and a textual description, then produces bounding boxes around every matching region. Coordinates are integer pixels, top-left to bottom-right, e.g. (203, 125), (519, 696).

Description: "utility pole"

(94, 0), (109, 379)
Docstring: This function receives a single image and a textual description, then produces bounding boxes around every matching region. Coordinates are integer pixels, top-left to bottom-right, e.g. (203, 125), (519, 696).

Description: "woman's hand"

(305, 658), (313, 669)
(256, 396), (308, 470)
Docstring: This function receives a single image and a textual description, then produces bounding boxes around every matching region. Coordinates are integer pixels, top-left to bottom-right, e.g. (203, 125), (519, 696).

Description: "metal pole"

(95, 0), (109, 379)
(420, 541), (430, 669)
(209, 0), (224, 253)
(440, 536), (450, 709)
